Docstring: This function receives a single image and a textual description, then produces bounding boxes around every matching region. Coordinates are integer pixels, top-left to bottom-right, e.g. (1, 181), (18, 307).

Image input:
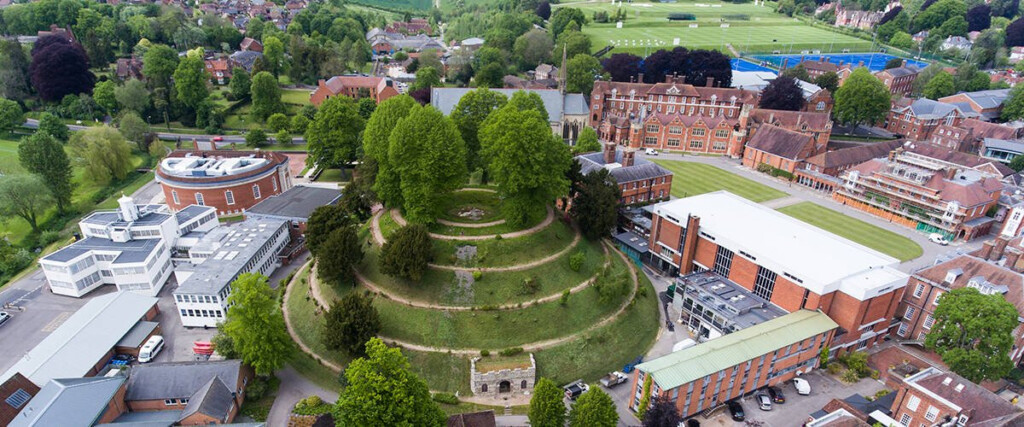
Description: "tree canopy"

(388, 105), (468, 223)
(566, 54), (603, 96)
(315, 226), (363, 284)
(571, 168), (622, 240)
(173, 49), (210, 110)
(68, 126), (134, 184)
(364, 95), (419, 208)
(758, 76), (805, 111)
(29, 36), (95, 101)
(923, 71), (956, 100)
(18, 133), (72, 214)
(925, 287), (1018, 383)
(251, 71), (284, 121)
(642, 395), (682, 427)
(305, 204), (353, 255)
(223, 273), (292, 375)
(37, 112), (68, 142)
(529, 377), (566, 427)
(833, 68), (891, 127)
(305, 96), (365, 168)
(324, 292), (380, 356)
(1002, 85), (1024, 121)
(0, 98), (23, 133)
(114, 79), (151, 115)
(450, 88), (508, 174)
(337, 338), (446, 426)
(568, 388), (618, 427)
(480, 102), (570, 226)
(0, 174), (53, 233)
(380, 224), (433, 281)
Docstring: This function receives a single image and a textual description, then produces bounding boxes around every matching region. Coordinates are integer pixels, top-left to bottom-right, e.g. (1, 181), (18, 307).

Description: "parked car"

(0, 311), (10, 327)
(793, 377), (811, 395)
(599, 371), (628, 388)
(211, 136), (223, 142)
(138, 335), (165, 363)
(727, 400), (745, 421)
(645, 148), (659, 155)
(563, 380), (589, 401)
(112, 354), (136, 363)
(929, 233), (949, 245)
(767, 386), (785, 403)
(756, 392), (772, 411)
(686, 419), (701, 427)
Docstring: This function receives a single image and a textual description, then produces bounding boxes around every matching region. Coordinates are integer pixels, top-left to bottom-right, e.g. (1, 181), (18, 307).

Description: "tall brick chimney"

(622, 148), (636, 167)
(680, 215), (702, 274)
(993, 236), (1011, 261)
(603, 141), (617, 164)
(706, 76), (715, 87)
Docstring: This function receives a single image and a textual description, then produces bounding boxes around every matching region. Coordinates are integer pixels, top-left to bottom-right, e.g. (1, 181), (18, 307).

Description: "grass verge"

(651, 160), (788, 202)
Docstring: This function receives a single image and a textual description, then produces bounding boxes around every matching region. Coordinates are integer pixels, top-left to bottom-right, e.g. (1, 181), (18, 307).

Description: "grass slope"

(777, 202), (923, 261)
(430, 219), (578, 267)
(651, 160), (787, 202)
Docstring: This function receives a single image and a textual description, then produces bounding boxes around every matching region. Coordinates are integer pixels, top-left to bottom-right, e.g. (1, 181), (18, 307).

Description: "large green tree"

(68, 126), (134, 184)
(1002, 85), (1024, 121)
(0, 97), (23, 132)
(923, 71), (956, 100)
(573, 127), (601, 154)
(568, 388), (618, 427)
(114, 79), (151, 114)
(223, 273), (292, 375)
(250, 71), (283, 121)
(480, 103), (570, 227)
(305, 96), (365, 168)
(262, 36), (285, 76)
(363, 95), (418, 208)
(323, 292), (380, 355)
(925, 287), (1018, 383)
(229, 67), (251, 100)
(450, 88), (507, 175)
(173, 49), (210, 110)
(0, 39), (31, 102)
(571, 169), (621, 240)
(315, 226), (363, 284)
(388, 105), (468, 223)
(92, 80), (117, 113)
(565, 54), (602, 96)
(305, 204), (352, 254)
(833, 68), (891, 127)
(118, 111), (151, 151)
(17, 132), (72, 214)
(337, 338), (446, 426)
(0, 175), (53, 233)
(409, 66), (441, 92)
(379, 224), (433, 281)
(36, 113), (68, 142)
(513, 29), (554, 70)
(528, 377), (566, 427)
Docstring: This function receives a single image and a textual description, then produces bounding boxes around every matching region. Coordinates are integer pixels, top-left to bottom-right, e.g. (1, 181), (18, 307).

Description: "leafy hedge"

(667, 13), (697, 21)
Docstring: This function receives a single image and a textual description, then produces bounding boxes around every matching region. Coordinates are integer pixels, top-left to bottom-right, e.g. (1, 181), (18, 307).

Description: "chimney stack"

(993, 236), (1011, 261)
(603, 141), (617, 164)
(978, 241), (995, 260)
(622, 147), (636, 167)
(638, 72), (645, 84)
(706, 76), (715, 87)
(945, 168), (958, 180)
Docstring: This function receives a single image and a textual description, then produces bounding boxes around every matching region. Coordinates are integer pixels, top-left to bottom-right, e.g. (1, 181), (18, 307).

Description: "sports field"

(777, 202), (923, 261)
(556, 0), (874, 55)
(651, 160), (787, 202)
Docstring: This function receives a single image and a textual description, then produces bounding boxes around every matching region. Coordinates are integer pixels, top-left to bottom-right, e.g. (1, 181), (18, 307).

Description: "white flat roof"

(651, 192), (907, 299)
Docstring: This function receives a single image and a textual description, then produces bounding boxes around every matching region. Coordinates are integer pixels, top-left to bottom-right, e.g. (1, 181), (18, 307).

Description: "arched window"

(481, 384), (488, 392)
(252, 184), (261, 199)
(521, 380), (528, 389)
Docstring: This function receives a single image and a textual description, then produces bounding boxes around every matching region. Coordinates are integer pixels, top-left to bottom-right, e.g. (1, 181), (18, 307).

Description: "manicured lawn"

(431, 219), (578, 268)
(314, 168), (350, 183)
(0, 136), (26, 176)
(371, 252), (631, 349)
(436, 190), (503, 223)
(281, 89), (313, 106)
(777, 202), (923, 262)
(378, 209), (401, 239)
(651, 160), (787, 202)
(558, 0), (872, 54)
(359, 237), (607, 306)
(404, 349), (473, 395)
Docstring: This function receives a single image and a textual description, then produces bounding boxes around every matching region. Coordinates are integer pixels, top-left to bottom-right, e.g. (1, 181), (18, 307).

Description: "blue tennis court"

(731, 58), (777, 73)
(748, 53), (929, 72)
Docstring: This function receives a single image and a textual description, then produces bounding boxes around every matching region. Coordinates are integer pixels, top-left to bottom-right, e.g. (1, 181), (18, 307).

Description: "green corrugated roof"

(637, 310), (838, 390)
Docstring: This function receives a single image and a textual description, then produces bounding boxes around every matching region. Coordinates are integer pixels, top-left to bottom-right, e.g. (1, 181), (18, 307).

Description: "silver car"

(0, 311), (11, 327)
(756, 393), (772, 411)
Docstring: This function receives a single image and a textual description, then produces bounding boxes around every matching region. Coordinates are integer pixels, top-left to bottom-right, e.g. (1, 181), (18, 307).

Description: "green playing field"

(556, 0), (874, 55)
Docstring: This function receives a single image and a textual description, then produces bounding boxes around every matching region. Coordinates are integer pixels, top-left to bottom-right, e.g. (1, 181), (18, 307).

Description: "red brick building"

(797, 58), (840, 79)
(0, 374), (39, 426)
(886, 98), (970, 141)
(576, 143), (672, 206)
(874, 65), (919, 97)
(631, 310), (837, 419)
(156, 150), (293, 216)
(646, 192), (909, 353)
(239, 37), (263, 52)
(929, 118), (1021, 153)
(742, 124), (824, 173)
(890, 367), (1021, 426)
(310, 75), (400, 106)
(938, 89), (1012, 122)
(794, 139), (906, 193)
(204, 58), (231, 85)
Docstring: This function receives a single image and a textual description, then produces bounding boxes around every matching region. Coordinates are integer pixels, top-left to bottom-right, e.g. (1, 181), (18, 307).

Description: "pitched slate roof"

(576, 149), (672, 184)
(803, 140), (904, 170)
(178, 377), (235, 423)
(9, 377), (125, 427)
(905, 142), (1015, 177)
(431, 88), (588, 124)
(745, 124), (815, 160)
(126, 360), (242, 401)
(749, 108), (832, 131)
(246, 185), (341, 221)
(913, 255), (1024, 315)
(906, 367), (1020, 425)
(636, 310), (838, 390)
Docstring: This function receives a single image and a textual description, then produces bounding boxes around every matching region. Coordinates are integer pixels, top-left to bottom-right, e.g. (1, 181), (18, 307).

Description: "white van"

(138, 335), (164, 363)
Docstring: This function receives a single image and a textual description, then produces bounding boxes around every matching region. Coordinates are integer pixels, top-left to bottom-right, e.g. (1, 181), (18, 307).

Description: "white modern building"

(173, 218), (291, 327)
(39, 197), (218, 298)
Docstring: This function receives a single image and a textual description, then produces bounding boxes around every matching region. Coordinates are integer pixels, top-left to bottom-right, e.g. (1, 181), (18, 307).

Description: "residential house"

(941, 36), (973, 52)
(310, 75), (400, 106)
(535, 64), (558, 81)
(1011, 46), (1024, 64)
(228, 50), (262, 73)
(365, 28), (445, 55)
(875, 65), (919, 97)
(239, 37), (262, 52)
(115, 57), (144, 81)
(204, 58), (232, 84)
(886, 98), (972, 141)
(385, 18), (432, 35)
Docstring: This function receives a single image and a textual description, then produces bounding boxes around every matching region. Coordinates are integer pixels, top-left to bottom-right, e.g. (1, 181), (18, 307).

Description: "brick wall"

(162, 172), (284, 216)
